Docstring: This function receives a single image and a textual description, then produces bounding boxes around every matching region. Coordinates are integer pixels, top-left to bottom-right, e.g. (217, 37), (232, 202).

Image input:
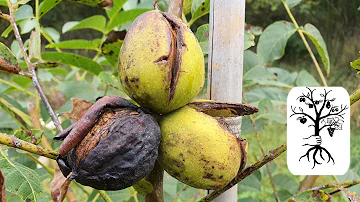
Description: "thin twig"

(199, 143), (287, 202)
(7, 4), (63, 132)
(0, 133), (58, 159)
(282, 1), (328, 87)
(297, 175), (319, 193)
(310, 178), (360, 191)
(244, 96), (280, 202)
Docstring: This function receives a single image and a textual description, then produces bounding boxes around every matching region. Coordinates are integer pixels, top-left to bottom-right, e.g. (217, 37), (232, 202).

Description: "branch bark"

(167, 0), (184, 18)
(7, 4), (63, 132)
(0, 133), (58, 159)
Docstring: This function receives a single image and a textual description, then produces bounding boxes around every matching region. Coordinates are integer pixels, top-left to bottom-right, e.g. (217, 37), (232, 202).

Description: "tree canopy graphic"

(290, 87), (348, 168)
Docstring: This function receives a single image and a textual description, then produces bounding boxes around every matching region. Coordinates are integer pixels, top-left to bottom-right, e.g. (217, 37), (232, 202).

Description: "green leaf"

(244, 87), (288, 106)
(238, 171), (261, 192)
(46, 39), (102, 50)
(18, 19), (36, 34)
(41, 27), (60, 43)
(0, 149), (43, 202)
(1, 26), (12, 38)
(195, 24), (209, 42)
(0, 77), (35, 97)
(302, 23), (330, 75)
(12, 76), (32, 88)
(98, 72), (123, 90)
(29, 27), (41, 61)
(273, 174), (298, 194)
(256, 98), (286, 124)
(184, 0), (193, 14)
(243, 50), (260, 75)
(15, 5), (34, 21)
(257, 21), (297, 65)
(105, 0), (127, 21)
(244, 32), (255, 50)
(47, 67), (69, 76)
(62, 15), (106, 33)
(195, 24), (209, 54)
(190, 0), (210, 25)
(132, 179), (153, 196)
(42, 52), (103, 75)
(295, 69), (320, 87)
(56, 80), (102, 100)
(13, 129), (43, 145)
(0, 0), (6, 6)
(0, 95), (32, 127)
(284, 0), (302, 9)
(0, 111), (20, 130)
(350, 57), (360, 72)
(38, 0), (62, 18)
(106, 9), (150, 32)
(101, 40), (122, 66)
(0, 42), (21, 74)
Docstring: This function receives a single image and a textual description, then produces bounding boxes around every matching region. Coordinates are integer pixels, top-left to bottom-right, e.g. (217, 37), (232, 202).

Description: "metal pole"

(207, 0), (246, 201)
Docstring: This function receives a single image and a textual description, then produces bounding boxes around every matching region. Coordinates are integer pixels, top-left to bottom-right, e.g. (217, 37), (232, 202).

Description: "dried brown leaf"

(0, 170), (5, 202)
(50, 166), (70, 202)
(62, 98), (94, 122)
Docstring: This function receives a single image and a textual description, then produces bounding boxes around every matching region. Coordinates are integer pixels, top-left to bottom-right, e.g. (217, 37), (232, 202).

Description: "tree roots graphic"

(299, 145), (335, 169)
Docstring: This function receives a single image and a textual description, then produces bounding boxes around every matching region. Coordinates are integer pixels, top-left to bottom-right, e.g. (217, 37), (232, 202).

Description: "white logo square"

(287, 87), (350, 175)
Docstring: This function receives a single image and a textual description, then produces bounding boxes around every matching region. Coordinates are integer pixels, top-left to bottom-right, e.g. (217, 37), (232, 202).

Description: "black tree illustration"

(290, 87), (348, 169)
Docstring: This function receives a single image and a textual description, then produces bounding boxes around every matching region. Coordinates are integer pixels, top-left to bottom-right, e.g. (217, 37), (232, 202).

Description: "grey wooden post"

(207, 0), (246, 201)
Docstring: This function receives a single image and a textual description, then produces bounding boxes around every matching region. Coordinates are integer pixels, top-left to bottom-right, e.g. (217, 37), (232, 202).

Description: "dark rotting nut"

(56, 96), (161, 190)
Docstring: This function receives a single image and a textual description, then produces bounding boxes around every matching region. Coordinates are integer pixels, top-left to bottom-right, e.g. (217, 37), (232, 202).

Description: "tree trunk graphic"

(290, 87), (348, 169)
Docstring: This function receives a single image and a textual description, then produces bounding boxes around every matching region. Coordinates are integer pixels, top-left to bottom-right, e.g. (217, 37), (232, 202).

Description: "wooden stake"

(207, 0), (246, 201)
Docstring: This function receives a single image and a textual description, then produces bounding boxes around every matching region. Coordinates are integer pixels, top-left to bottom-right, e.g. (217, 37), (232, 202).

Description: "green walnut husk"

(158, 106), (242, 190)
(118, 10), (205, 115)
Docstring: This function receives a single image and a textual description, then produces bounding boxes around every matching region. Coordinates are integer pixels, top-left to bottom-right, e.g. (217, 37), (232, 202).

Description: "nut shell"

(59, 108), (161, 190)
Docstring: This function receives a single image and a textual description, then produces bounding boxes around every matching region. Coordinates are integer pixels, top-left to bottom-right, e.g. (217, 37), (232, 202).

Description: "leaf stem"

(0, 78), (36, 97)
(25, 153), (55, 175)
(199, 143), (287, 202)
(98, 190), (113, 202)
(282, 1), (328, 87)
(0, 133), (58, 159)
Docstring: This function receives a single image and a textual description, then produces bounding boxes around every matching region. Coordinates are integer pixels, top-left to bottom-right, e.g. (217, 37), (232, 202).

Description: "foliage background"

(0, 0), (359, 201)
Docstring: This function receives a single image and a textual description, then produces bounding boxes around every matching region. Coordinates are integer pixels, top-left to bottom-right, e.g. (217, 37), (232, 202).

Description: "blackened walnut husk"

(58, 108), (161, 190)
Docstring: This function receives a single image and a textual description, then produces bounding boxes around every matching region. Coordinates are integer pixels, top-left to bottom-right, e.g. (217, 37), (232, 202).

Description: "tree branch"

(0, 133), (58, 159)
(198, 143), (286, 202)
(350, 88), (360, 105)
(167, 0), (184, 18)
(7, 4), (63, 132)
(245, 96), (280, 202)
